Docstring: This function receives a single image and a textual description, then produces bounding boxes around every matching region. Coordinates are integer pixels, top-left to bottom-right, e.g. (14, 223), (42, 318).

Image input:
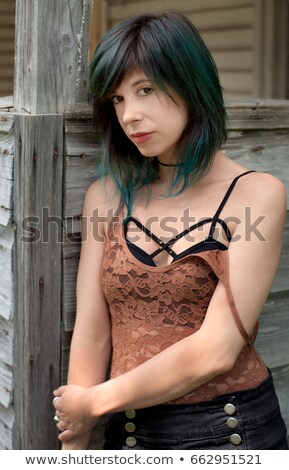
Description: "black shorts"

(103, 370), (288, 450)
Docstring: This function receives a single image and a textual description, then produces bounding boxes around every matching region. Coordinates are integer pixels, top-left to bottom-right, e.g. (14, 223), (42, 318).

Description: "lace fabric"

(101, 218), (268, 404)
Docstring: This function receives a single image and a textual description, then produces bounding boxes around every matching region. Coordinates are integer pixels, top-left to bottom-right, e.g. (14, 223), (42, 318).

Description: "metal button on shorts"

(230, 433), (242, 445)
(126, 436), (137, 448)
(224, 403), (236, 415)
(226, 417), (238, 429)
(125, 409), (136, 419)
(125, 422), (136, 433)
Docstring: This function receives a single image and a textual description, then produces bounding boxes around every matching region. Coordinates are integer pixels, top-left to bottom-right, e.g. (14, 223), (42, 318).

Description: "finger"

(53, 386), (66, 397)
(58, 429), (76, 442)
(57, 420), (66, 432)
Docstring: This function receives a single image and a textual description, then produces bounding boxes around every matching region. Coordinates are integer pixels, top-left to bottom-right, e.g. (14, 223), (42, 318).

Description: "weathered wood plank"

(0, 226), (14, 321)
(0, 97), (13, 111)
(0, 133), (14, 155)
(64, 111), (95, 134)
(0, 152), (13, 180)
(13, 114), (63, 450)
(65, 133), (101, 155)
(0, 131), (14, 226)
(0, 316), (13, 408)
(0, 113), (14, 133)
(255, 292), (289, 368)
(63, 234), (81, 259)
(64, 154), (99, 217)
(0, 404), (14, 450)
(61, 329), (72, 385)
(271, 214), (289, 294)
(0, 209), (13, 227)
(226, 100), (289, 129)
(63, 116), (101, 217)
(14, 0), (93, 114)
(63, 217), (82, 235)
(271, 364), (289, 430)
(0, 175), (13, 211)
(62, 256), (79, 332)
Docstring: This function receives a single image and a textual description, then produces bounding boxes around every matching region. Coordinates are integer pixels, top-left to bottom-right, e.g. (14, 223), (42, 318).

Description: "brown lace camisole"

(101, 171), (269, 404)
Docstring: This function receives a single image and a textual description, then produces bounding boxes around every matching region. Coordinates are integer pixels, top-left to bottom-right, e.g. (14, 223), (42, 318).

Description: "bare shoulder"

(212, 153), (287, 215)
(83, 175), (122, 215)
(238, 171), (287, 213)
(82, 176), (123, 238)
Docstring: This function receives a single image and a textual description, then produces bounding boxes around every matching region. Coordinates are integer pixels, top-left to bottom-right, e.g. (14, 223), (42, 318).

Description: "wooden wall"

(0, 98), (15, 449)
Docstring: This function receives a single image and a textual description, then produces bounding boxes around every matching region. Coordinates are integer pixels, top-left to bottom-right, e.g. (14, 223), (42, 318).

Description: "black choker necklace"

(156, 157), (183, 167)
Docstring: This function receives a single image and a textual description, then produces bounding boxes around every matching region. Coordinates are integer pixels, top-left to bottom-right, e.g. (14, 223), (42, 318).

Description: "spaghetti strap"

(208, 170), (255, 239)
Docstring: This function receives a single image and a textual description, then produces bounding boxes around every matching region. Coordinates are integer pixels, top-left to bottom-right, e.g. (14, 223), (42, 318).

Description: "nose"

(122, 99), (143, 125)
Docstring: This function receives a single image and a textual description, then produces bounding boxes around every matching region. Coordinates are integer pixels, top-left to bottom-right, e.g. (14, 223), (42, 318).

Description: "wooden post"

(13, 114), (63, 449)
(14, 0), (93, 114)
(12, 0), (93, 449)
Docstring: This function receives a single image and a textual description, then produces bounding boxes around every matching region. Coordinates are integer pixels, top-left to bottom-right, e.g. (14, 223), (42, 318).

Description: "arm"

(59, 179), (115, 449)
(55, 174), (287, 442)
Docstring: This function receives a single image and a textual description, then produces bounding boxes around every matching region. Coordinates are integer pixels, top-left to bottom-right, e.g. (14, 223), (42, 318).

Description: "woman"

(53, 11), (288, 450)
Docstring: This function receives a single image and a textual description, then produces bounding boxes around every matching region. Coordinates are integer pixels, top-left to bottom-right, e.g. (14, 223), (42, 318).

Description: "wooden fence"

(0, 0), (288, 450)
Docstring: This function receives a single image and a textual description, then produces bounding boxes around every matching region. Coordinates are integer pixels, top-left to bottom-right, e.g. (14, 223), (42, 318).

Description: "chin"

(138, 150), (156, 158)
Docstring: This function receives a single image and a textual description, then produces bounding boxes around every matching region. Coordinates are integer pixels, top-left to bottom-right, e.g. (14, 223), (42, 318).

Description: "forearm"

(67, 332), (111, 386)
(60, 334), (111, 449)
(89, 330), (234, 418)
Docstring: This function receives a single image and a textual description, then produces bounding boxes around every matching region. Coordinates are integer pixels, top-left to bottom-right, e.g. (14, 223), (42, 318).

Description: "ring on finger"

(53, 414), (60, 424)
(52, 397), (59, 406)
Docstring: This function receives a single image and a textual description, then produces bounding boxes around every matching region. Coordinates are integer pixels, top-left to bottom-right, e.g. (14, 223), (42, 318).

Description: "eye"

(109, 95), (123, 105)
(138, 87), (153, 96)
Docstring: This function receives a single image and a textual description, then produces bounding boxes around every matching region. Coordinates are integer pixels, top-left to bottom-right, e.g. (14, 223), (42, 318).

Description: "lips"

(130, 132), (154, 144)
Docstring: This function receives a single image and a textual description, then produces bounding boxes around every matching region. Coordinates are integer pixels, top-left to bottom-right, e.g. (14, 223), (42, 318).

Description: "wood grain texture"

(271, 364), (289, 426)
(13, 114), (63, 449)
(0, 315), (13, 409)
(0, 403), (14, 450)
(255, 292), (289, 368)
(0, 111), (15, 226)
(0, 97), (13, 111)
(226, 100), (289, 129)
(14, 0), (93, 113)
(0, 226), (14, 321)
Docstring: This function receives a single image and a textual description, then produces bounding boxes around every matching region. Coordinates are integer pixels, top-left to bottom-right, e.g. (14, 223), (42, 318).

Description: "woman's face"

(108, 70), (189, 163)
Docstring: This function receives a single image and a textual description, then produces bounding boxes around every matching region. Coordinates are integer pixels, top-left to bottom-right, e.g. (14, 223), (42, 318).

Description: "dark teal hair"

(90, 10), (227, 214)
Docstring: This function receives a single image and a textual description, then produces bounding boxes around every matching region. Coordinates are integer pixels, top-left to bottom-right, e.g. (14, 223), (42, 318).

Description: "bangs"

(89, 15), (172, 101)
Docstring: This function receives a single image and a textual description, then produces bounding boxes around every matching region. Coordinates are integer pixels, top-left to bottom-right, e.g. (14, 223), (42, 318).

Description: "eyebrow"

(131, 78), (151, 86)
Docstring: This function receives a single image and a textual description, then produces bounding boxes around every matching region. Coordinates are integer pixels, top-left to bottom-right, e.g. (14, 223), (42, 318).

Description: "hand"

(53, 385), (98, 442)
(61, 431), (92, 450)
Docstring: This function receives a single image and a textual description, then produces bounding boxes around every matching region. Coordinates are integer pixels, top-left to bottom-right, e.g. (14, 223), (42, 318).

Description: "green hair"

(90, 10), (227, 214)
